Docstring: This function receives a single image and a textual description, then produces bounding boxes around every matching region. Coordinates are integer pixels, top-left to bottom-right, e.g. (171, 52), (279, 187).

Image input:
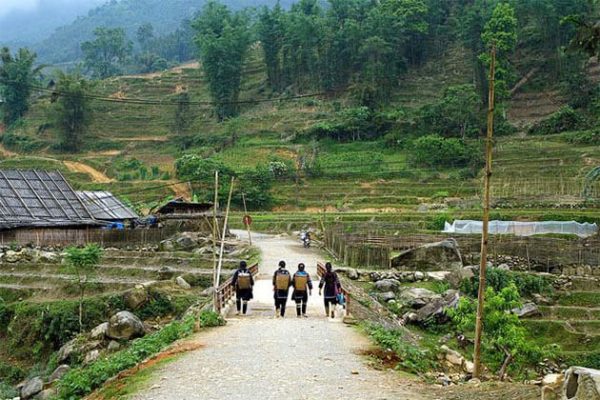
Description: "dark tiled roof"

(0, 169), (98, 229)
(77, 191), (139, 220)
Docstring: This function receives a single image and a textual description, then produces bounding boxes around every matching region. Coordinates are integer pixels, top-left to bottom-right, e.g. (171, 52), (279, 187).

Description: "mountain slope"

(33, 0), (296, 64)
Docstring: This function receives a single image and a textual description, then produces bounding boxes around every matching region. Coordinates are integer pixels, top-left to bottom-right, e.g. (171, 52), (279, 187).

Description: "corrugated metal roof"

(0, 169), (98, 229)
(77, 191), (139, 220)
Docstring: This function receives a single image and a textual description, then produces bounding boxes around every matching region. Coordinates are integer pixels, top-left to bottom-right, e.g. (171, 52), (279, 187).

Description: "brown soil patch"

(170, 181), (192, 200)
(174, 84), (187, 94)
(86, 341), (204, 400)
(113, 136), (168, 142)
(0, 144), (17, 157)
(171, 62), (200, 73)
(109, 90), (127, 99)
(64, 161), (113, 183)
(360, 348), (401, 370)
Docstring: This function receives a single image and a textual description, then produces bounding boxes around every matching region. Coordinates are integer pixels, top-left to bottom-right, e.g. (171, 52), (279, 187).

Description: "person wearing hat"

(232, 261), (254, 315)
(291, 263), (313, 318)
(272, 260), (291, 318)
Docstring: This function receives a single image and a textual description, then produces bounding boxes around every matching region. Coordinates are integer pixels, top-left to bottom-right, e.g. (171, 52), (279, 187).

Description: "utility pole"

(212, 171), (219, 311)
(473, 44), (496, 379)
(242, 192), (252, 245)
(215, 177), (235, 289)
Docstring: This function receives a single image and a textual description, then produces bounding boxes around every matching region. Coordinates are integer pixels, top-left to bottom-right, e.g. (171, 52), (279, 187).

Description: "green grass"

(557, 292), (600, 307)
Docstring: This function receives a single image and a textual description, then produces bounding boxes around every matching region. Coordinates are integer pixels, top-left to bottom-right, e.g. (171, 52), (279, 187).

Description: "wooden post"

(215, 177), (235, 289)
(242, 192), (252, 246)
(473, 45), (496, 379)
(212, 171), (219, 311)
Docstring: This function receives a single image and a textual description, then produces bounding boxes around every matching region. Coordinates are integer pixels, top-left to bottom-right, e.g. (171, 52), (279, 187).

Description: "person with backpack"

(291, 263), (313, 318)
(272, 260), (291, 318)
(232, 261), (254, 315)
(319, 262), (341, 319)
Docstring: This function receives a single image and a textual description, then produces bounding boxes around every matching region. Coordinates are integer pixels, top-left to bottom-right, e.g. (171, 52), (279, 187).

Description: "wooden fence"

(317, 262), (350, 316)
(215, 263), (259, 313)
(0, 226), (182, 248)
(323, 224), (600, 270)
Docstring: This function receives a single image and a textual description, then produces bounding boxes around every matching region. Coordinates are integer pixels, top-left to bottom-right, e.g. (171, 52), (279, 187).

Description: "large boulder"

(107, 311), (145, 340)
(398, 287), (440, 309)
(158, 266), (175, 280)
(379, 291), (396, 302)
(410, 290), (460, 325)
(90, 322), (109, 340)
(374, 279), (400, 292)
(176, 276), (192, 289)
(48, 365), (70, 382)
(123, 286), (149, 309)
(391, 239), (463, 271)
(563, 367), (600, 400)
(57, 339), (77, 363)
(175, 233), (196, 250)
(21, 377), (44, 399)
(512, 302), (541, 318)
(4, 250), (20, 263)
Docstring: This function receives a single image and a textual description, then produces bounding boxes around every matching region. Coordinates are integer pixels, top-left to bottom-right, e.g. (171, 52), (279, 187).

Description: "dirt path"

(170, 181), (192, 200)
(130, 232), (430, 400)
(63, 161), (113, 183)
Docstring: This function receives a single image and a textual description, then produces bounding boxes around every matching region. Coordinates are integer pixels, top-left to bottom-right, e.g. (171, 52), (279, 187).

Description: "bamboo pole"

(212, 171), (219, 311)
(242, 192), (252, 245)
(215, 177), (235, 289)
(474, 45), (496, 379)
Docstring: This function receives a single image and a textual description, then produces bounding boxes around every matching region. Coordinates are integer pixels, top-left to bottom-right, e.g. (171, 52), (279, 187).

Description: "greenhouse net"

(443, 220), (598, 238)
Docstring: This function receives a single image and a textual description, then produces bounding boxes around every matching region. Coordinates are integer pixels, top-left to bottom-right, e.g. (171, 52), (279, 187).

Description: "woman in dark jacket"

(232, 261), (254, 315)
(319, 262), (341, 319)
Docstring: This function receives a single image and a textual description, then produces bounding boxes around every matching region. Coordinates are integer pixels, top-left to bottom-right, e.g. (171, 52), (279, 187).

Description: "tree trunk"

(498, 349), (513, 381)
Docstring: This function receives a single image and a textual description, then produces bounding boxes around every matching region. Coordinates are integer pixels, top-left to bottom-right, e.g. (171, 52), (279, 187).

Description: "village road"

(130, 231), (431, 400)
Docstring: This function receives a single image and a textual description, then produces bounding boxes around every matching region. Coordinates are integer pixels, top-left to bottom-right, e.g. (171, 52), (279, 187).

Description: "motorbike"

(300, 232), (311, 248)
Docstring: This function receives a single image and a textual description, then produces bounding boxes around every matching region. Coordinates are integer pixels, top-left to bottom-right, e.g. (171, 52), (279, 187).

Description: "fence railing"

(317, 262), (350, 316)
(215, 263), (259, 313)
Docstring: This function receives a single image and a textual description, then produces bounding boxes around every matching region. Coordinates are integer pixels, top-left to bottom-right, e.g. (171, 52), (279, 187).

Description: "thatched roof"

(77, 191), (139, 221)
(0, 169), (98, 229)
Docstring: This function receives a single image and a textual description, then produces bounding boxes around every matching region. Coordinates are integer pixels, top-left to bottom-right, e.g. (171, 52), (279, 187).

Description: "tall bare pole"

(242, 192), (252, 245)
(212, 171), (219, 311)
(473, 44), (496, 378)
(215, 177), (235, 289)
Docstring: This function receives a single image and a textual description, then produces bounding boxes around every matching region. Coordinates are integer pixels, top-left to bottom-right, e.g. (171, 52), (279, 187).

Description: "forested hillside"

(0, 0), (599, 216)
(26, 0), (296, 64)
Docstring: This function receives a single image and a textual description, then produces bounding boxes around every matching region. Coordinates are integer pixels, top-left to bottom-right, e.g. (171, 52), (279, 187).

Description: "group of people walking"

(231, 260), (342, 318)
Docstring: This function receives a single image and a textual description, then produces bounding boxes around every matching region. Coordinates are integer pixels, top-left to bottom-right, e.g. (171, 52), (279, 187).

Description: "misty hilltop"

(1, 0), (296, 65)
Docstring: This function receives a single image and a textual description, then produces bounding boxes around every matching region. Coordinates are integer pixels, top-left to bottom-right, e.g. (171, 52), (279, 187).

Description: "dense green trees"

(192, 1), (251, 120)
(0, 48), (42, 126)
(81, 28), (133, 79)
(52, 72), (94, 152)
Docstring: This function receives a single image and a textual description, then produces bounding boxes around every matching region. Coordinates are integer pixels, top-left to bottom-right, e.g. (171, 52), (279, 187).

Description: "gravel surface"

(131, 232), (429, 400)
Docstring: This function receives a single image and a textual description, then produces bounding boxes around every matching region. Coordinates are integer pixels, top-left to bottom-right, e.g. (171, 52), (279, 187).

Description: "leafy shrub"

(198, 310), (226, 327)
(174, 154), (233, 181)
(363, 323), (437, 374)
(0, 361), (24, 384)
(528, 106), (585, 135)
(427, 212), (451, 231)
(460, 268), (552, 298)
(560, 129), (600, 145)
(57, 317), (196, 399)
(0, 382), (18, 399)
(411, 135), (481, 168)
(418, 84), (483, 138)
(1, 131), (46, 152)
(449, 284), (554, 377)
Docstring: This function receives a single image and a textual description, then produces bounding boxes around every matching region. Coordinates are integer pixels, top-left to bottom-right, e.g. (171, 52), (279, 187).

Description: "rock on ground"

(20, 377), (43, 399)
(563, 367), (600, 400)
(107, 311), (145, 340)
(48, 365), (70, 382)
(391, 239), (463, 271)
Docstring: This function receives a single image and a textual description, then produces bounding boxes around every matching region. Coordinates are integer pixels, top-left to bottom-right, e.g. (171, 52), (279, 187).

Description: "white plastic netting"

(443, 220), (599, 238)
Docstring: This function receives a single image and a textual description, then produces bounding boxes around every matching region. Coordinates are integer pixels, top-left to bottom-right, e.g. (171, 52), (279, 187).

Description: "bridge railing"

(317, 262), (350, 316)
(215, 263), (259, 313)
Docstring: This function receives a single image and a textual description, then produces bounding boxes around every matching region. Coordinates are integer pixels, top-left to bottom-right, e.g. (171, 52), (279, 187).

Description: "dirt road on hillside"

(64, 161), (113, 183)
(130, 232), (430, 400)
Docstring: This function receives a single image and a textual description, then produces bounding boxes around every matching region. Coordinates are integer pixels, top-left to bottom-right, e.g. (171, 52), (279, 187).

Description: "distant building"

(154, 197), (219, 232)
(0, 169), (140, 246)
